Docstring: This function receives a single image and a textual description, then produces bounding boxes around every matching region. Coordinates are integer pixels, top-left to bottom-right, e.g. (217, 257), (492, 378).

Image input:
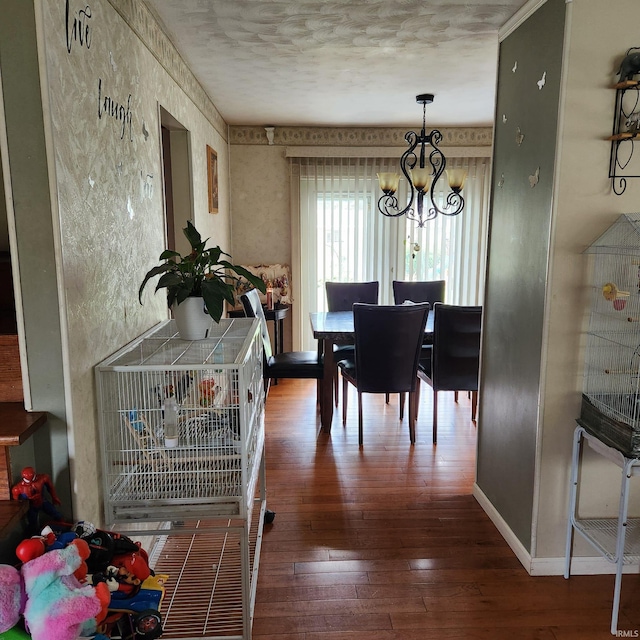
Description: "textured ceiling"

(145, 0), (529, 128)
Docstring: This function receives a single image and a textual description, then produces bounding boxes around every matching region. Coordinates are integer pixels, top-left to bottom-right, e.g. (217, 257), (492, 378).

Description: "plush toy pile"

(0, 522), (160, 640)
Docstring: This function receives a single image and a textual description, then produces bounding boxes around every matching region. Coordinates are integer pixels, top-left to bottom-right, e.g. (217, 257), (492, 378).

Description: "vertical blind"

(291, 156), (490, 350)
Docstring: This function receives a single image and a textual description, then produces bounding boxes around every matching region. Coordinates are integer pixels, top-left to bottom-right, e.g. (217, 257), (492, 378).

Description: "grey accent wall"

(477, 0), (566, 551)
(0, 0), (70, 505)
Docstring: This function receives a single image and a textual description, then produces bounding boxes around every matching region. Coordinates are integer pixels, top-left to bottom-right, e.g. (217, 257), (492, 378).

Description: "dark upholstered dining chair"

(417, 303), (482, 444)
(325, 281), (380, 311)
(325, 281), (379, 406)
(389, 280), (445, 416)
(240, 289), (323, 402)
(392, 280), (445, 307)
(338, 302), (429, 446)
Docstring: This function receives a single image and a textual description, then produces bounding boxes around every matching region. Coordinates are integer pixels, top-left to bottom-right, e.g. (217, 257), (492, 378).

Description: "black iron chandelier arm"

(427, 130), (446, 182)
(378, 193), (410, 217)
(378, 131), (419, 218)
(413, 206), (438, 228)
(439, 190), (466, 216)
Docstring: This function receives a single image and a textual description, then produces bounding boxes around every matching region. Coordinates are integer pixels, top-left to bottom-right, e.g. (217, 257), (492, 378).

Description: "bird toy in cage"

(199, 377), (221, 407)
(602, 282), (630, 311)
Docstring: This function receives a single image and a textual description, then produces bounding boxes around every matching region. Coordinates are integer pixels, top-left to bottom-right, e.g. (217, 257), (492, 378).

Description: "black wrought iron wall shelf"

(608, 80), (640, 195)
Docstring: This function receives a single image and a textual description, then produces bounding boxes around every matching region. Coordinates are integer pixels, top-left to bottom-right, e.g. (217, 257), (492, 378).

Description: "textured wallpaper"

(41, 0), (229, 522)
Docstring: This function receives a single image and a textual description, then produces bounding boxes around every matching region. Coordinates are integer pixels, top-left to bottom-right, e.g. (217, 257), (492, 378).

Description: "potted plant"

(139, 221), (266, 338)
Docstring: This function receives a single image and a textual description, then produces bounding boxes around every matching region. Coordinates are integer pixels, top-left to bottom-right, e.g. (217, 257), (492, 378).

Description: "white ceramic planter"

(172, 297), (212, 340)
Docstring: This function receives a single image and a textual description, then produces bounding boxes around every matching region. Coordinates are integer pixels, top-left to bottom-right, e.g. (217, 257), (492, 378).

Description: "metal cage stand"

(95, 319), (269, 639)
(564, 425), (640, 635)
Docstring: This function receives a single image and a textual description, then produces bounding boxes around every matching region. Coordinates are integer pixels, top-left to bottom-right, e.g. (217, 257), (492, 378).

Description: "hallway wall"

(0, 0), (230, 523)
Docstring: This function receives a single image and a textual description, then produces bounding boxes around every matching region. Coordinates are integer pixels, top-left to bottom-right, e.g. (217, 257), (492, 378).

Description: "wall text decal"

(66, 0), (92, 53)
(98, 78), (133, 141)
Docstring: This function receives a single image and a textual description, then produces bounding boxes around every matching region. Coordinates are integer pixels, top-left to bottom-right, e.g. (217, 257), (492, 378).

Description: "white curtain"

(291, 156), (490, 350)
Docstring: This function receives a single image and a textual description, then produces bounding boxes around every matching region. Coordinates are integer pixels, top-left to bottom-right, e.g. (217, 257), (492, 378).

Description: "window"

(292, 156), (490, 350)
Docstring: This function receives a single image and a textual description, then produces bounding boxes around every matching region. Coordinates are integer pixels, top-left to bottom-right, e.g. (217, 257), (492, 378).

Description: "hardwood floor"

(253, 379), (640, 639)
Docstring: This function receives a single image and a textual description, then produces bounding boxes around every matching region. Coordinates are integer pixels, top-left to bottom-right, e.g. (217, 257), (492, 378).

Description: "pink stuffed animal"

(0, 564), (24, 633)
(20, 539), (105, 640)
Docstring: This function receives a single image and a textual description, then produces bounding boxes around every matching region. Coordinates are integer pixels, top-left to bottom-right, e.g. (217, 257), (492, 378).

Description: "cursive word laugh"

(97, 78), (133, 141)
(65, 0), (92, 53)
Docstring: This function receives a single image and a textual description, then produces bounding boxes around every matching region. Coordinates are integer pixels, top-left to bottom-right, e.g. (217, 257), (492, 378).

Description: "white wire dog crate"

(579, 213), (640, 456)
(95, 318), (267, 640)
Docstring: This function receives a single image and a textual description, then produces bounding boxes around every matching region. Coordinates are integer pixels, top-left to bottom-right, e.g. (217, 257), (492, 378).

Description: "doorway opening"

(159, 106), (193, 253)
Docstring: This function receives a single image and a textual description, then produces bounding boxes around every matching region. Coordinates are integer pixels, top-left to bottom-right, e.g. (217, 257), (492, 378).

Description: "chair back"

(325, 281), (379, 311)
(353, 303), (429, 394)
(431, 303), (482, 392)
(393, 280), (445, 306)
(240, 289), (273, 360)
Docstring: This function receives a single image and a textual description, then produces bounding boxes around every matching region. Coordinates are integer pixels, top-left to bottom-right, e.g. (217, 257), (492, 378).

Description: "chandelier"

(377, 94), (467, 227)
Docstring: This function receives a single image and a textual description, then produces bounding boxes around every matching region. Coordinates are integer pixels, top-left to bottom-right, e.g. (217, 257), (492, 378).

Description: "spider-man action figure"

(11, 466), (62, 533)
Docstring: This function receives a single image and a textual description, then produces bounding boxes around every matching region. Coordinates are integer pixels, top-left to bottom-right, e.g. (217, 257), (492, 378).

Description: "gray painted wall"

(477, 0), (566, 551)
(0, 0), (70, 506)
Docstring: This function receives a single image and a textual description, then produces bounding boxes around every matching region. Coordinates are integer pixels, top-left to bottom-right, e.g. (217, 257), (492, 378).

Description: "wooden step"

(0, 404), (48, 501)
(0, 335), (22, 402)
(0, 404), (48, 542)
(0, 499), (27, 536)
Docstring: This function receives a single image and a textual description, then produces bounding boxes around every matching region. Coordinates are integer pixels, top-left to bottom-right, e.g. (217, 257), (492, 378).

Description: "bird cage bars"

(580, 213), (640, 456)
(95, 318), (265, 524)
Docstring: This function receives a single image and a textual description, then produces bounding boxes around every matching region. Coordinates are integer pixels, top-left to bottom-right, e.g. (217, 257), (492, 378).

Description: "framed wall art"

(206, 145), (218, 213)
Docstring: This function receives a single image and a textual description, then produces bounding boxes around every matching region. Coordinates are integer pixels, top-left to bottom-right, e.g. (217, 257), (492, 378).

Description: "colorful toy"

(2, 521), (164, 640)
(20, 539), (109, 640)
(11, 468), (62, 534)
(199, 377), (218, 406)
(0, 541), (109, 640)
(0, 565), (23, 634)
(602, 282), (630, 311)
(98, 574), (166, 640)
(0, 625), (31, 639)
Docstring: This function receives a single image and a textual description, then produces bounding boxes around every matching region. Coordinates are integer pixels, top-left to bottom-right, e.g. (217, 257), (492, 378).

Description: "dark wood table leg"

(320, 338), (335, 432)
(273, 316), (280, 385)
(274, 317), (280, 355)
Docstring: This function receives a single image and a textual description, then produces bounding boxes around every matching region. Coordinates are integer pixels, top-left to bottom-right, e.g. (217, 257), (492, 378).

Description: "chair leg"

(358, 391), (364, 446)
(385, 393), (390, 404)
(342, 375), (349, 426)
(334, 366), (339, 407)
(399, 392), (405, 420)
(408, 391), (416, 444)
(413, 380), (421, 424)
(471, 390), (478, 422)
(432, 390), (438, 445)
(454, 391), (458, 403)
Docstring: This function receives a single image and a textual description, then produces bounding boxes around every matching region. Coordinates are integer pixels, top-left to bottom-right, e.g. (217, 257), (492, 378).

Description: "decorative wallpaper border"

(230, 126), (493, 147)
(107, 0), (227, 139)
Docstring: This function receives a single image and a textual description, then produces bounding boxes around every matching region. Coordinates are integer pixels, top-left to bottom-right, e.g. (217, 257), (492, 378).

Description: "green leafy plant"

(139, 221), (266, 323)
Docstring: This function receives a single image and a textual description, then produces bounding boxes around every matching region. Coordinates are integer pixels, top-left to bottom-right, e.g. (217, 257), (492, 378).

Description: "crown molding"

(499, 0), (548, 41)
(229, 126), (493, 148)
(108, 0), (227, 140)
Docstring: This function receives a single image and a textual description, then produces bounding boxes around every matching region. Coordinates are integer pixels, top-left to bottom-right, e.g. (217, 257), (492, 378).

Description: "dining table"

(310, 310), (434, 432)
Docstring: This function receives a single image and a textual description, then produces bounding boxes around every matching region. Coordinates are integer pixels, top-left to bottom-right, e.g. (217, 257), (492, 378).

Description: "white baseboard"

(472, 483), (640, 577)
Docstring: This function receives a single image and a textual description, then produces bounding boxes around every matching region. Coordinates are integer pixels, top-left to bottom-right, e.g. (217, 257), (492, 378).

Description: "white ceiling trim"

(499, 0), (549, 40)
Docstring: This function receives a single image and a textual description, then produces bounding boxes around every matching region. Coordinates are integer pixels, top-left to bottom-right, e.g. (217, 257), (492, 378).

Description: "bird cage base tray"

(579, 394), (640, 458)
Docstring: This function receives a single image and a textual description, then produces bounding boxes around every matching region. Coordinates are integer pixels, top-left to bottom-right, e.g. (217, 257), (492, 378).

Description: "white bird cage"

(95, 318), (265, 525)
(580, 213), (640, 457)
